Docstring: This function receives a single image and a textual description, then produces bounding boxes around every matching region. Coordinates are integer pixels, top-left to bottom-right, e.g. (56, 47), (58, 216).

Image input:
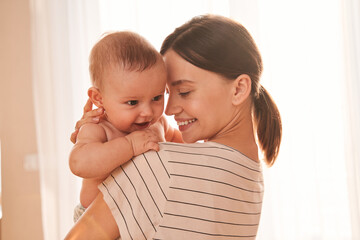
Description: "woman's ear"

(232, 74), (252, 105)
(88, 87), (103, 108)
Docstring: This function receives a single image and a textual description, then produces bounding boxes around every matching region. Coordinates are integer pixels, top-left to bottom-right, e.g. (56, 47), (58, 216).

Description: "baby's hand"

(149, 120), (166, 142)
(125, 129), (163, 156)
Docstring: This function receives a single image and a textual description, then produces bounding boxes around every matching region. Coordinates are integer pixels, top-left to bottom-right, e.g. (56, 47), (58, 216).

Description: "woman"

(65, 14), (281, 240)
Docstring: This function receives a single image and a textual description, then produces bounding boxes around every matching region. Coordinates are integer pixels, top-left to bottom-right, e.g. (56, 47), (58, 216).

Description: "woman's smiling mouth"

(176, 118), (197, 131)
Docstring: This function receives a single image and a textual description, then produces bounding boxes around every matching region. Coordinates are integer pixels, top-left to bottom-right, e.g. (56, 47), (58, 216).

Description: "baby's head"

(88, 31), (167, 133)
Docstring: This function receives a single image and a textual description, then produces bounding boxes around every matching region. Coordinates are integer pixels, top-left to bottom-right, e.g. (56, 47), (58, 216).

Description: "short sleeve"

(98, 148), (171, 240)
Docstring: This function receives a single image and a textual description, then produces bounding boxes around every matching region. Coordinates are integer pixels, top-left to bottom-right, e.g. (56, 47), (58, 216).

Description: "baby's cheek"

(156, 104), (165, 117)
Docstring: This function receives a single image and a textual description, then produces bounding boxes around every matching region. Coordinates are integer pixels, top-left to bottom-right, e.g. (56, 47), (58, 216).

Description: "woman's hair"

(89, 31), (160, 90)
(160, 14), (282, 166)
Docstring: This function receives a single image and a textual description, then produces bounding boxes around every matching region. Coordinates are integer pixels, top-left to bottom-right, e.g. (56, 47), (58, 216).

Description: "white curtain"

(342, 0), (360, 238)
(255, 0), (354, 239)
(30, 0), (101, 239)
(30, 0), (359, 239)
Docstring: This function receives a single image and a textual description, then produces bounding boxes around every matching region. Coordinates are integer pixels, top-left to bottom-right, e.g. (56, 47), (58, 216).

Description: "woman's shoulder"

(159, 141), (231, 150)
(159, 141), (225, 152)
(158, 142), (262, 170)
(159, 141), (247, 155)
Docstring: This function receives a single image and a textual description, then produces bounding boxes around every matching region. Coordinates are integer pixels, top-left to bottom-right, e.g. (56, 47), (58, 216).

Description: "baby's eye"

(152, 95), (163, 101)
(127, 100), (138, 106)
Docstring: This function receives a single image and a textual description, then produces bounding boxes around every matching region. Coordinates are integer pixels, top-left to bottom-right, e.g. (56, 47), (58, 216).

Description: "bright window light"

(256, 0), (351, 239)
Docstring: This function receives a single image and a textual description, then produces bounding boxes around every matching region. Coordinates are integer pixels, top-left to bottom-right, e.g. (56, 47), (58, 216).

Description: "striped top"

(99, 142), (264, 240)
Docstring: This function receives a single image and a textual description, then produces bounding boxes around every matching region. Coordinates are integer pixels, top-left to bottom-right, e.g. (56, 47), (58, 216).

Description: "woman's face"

(164, 50), (235, 143)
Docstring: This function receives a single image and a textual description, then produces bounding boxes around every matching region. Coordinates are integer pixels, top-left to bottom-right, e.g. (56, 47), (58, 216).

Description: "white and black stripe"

(99, 141), (263, 240)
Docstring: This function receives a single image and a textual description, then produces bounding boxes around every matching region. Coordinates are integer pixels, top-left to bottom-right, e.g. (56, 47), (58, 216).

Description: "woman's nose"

(165, 94), (181, 116)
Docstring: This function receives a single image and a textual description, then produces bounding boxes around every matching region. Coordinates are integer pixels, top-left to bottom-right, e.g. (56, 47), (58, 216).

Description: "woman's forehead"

(164, 51), (200, 84)
(168, 79), (194, 86)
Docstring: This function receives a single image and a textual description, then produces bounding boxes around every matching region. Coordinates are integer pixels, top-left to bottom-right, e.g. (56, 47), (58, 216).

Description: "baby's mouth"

(134, 121), (151, 129)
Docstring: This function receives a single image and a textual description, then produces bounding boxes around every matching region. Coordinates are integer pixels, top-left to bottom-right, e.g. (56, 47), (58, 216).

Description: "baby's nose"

(139, 103), (154, 117)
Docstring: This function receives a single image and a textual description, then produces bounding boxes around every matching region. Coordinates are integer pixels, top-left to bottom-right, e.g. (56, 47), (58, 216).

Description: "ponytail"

(253, 85), (282, 167)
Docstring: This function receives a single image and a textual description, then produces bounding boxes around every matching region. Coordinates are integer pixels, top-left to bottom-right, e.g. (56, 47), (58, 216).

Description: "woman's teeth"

(177, 119), (196, 126)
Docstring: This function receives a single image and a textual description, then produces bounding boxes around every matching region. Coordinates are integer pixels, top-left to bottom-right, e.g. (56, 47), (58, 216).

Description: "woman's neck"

(209, 102), (259, 162)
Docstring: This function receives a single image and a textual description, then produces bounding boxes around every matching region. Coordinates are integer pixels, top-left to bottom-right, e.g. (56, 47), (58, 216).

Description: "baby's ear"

(88, 87), (103, 108)
(232, 74), (252, 105)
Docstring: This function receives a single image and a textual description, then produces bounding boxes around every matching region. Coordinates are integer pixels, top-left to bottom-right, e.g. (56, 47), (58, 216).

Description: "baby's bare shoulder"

(99, 120), (127, 140)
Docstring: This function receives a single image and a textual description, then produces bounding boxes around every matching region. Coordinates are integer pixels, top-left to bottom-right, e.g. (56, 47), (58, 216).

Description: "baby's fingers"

(147, 142), (160, 152)
(70, 129), (79, 144)
(147, 128), (165, 142)
(147, 131), (164, 143)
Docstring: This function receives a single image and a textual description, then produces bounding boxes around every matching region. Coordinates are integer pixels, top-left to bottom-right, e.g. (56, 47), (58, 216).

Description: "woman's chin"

(181, 134), (200, 144)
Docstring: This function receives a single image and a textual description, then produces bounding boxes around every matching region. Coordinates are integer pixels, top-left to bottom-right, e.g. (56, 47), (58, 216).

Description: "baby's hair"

(89, 31), (161, 90)
(161, 14), (282, 166)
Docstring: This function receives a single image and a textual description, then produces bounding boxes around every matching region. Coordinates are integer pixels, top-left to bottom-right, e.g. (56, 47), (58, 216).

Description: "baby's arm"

(165, 125), (183, 143)
(155, 115), (183, 143)
(69, 123), (160, 178)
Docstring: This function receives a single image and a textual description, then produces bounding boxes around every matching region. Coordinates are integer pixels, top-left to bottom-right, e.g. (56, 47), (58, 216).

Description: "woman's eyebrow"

(171, 79), (193, 86)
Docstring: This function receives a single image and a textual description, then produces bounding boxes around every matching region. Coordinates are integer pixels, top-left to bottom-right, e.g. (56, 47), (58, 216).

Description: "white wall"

(0, 0), (43, 239)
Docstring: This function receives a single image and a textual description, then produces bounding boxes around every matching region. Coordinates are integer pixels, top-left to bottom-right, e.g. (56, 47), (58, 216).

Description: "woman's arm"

(64, 193), (120, 240)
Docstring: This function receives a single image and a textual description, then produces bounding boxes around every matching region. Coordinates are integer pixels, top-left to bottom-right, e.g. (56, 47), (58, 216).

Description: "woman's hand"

(70, 99), (104, 143)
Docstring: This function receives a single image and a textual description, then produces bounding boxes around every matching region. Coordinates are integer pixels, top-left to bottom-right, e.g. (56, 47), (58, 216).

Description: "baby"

(69, 31), (182, 222)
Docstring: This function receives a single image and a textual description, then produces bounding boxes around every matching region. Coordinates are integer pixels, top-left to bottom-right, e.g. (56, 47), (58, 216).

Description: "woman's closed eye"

(178, 87), (192, 97)
(179, 91), (190, 97)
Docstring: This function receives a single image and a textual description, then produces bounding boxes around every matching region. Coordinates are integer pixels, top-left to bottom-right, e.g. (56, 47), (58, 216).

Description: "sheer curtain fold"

(30, 1), (60, 239)
(342, 0), (360, 238)
(30, 0), (100, 239)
